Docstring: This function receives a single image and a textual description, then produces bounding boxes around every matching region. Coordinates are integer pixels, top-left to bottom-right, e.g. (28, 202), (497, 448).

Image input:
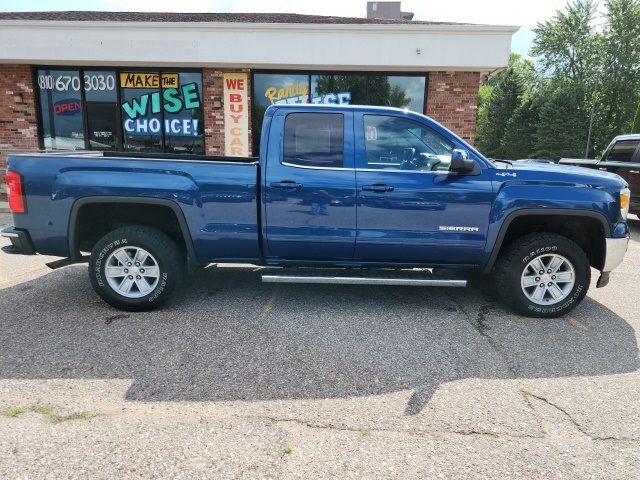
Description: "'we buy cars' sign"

(223, 73), (249, 157)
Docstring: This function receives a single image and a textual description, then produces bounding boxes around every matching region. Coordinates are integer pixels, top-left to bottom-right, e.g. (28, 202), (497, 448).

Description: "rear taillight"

(5, 171), (26, 213)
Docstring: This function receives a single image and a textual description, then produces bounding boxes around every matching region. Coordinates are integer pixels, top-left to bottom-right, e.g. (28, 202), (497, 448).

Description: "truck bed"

(8, 152), (261, 263)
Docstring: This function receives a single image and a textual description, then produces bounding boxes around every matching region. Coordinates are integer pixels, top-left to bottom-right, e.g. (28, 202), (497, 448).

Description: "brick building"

(0, 11), (516, 201)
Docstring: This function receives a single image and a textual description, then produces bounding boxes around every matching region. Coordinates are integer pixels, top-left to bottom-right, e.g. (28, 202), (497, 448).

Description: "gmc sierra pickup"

(2, 105), (631, 317)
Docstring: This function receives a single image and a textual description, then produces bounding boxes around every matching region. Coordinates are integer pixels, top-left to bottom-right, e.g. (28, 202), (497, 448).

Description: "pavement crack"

(243, 415), (544, 441)
(521, 390), (640, 442)
(523, 391), (591, 437)
(447, 295), (519, 377)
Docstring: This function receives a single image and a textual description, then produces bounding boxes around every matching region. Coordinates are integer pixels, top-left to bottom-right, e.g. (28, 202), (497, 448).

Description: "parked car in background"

(560, 134), (640, 216)
(2, 105), (631, 318)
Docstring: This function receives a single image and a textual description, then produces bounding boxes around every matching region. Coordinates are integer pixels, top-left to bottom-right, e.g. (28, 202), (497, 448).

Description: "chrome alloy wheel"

(520, 253), (576, 306)
(104, 246), (160, 298)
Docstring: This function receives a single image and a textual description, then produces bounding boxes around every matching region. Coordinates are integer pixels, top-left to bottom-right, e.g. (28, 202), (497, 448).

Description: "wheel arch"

(68, 196), (198, 264)
(484, 209), (610, 274)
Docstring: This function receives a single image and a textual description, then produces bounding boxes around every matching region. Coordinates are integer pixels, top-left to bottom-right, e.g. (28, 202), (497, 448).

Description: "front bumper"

(1, 226), (35, 255)
(596, 236), (630, 288)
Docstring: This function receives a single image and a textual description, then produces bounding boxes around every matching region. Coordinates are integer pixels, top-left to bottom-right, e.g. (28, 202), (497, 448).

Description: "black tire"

(495, 233), (590, 318)
(89, 226), (182, 311)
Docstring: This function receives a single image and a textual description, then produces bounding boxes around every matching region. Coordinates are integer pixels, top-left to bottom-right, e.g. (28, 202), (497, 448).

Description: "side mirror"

(450, 149), (476, 174)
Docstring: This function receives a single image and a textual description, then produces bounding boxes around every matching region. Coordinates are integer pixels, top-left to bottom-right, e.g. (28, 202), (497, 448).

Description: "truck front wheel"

(89, 226), (182, 311)
(495, 233), (590, 318)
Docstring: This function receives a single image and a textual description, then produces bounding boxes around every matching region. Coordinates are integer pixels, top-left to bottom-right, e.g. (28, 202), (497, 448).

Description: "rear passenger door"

(264, 110), (357, 261)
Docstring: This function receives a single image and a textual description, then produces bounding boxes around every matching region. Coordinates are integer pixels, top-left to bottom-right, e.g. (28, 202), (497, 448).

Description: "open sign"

(54, 98), (82, 116)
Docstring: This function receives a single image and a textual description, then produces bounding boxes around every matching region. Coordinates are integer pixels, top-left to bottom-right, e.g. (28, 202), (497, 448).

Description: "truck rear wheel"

(89, 226), (182, 311)
(495, 233), (590, 318)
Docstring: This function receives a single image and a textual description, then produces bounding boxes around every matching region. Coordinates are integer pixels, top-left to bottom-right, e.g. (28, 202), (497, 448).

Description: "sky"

(0, 0), (574, 56)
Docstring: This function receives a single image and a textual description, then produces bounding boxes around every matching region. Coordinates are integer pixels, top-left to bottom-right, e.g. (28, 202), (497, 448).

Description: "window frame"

(358, 114), (456, 173)
(33, 66), (205, 154)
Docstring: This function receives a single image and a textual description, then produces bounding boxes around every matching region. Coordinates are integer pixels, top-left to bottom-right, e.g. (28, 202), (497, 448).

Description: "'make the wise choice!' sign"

(223, 73), (249, 157)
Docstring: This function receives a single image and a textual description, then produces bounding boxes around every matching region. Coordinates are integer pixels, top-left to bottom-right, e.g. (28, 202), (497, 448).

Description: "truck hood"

(492, 160), (628, 190)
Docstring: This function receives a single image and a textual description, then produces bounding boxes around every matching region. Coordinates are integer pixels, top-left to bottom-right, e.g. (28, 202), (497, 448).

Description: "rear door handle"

(362, 184), (394, 192)
(629, 170), (640, 174)
(270, 181), (303, 190)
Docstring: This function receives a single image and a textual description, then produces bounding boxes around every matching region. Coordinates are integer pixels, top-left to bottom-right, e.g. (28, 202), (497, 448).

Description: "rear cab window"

(605, 139), (640, 162)
(283, 113), (344, 168)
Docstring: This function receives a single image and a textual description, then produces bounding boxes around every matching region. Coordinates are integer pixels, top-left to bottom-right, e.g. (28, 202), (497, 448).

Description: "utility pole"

(585, 75), (600, 159)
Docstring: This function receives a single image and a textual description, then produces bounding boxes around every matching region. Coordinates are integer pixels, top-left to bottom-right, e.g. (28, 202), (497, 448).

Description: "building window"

(36, 68), (85, 150)
(163, 71), (204, 154)
(252, 73), (309, 156)
(120, 72), (164, 152)
(36, 67), (204, 154)
(119, 70), (203, 154)
(252, 71), (426, 151)
(84, 70), (118, 150)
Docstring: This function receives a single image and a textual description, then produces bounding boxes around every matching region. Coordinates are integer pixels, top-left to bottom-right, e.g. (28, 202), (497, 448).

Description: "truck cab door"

(263, 110), (356, 261)
(353, 112), (494, 266)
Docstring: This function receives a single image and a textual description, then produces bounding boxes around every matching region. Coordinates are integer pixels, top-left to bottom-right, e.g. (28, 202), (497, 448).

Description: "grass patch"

(4, 404), (96, 423)
(54, 411), (96, 423)
(30, 404), (55, 417)
(284, 447), (293, 455)
(3, 406), (26, 418)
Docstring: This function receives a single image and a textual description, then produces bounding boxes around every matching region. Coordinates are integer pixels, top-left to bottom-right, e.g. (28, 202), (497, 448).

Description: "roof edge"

(0, 19), (520, 34)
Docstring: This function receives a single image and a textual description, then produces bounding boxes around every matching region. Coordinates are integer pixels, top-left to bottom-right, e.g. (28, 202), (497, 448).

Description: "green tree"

(596, 0), (640, 148)
(532, 0), (600, 158)
(476, 66), (524, 158)
(534, 79), (589, 159)
(476, 0), (640, 160)
(501, 94), (540, 159)
(531, 0), (600, 83)
(476, 54), (537, 158)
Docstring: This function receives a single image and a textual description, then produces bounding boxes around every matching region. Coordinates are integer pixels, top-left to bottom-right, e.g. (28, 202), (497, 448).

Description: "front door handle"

(629, 170), (640, 174)
(270, 181), (303, 190)
(362, 184), (394, 192)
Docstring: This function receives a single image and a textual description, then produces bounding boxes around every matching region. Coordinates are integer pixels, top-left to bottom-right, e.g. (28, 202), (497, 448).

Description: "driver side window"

(363, 115), (454, 171)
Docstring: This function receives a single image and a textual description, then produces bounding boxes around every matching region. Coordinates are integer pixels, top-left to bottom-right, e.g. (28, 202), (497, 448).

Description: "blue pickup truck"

(2, 105), (631, 317)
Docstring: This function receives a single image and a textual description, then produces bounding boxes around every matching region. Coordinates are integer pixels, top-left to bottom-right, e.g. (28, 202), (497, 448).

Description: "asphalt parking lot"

(1, 212), (639, 479)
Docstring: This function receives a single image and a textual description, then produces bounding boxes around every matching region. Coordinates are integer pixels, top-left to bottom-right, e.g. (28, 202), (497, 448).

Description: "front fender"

(482, 182), (616, 272)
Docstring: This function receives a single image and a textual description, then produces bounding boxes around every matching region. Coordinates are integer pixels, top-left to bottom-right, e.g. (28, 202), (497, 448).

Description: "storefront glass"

(36, 68), (85, 150)
(252, 71), (426, 151)
(120, 72), (163, 152)
(84, 69), (118, 150)
(163, 71), (204, 154)
(36, 67), (204, 154)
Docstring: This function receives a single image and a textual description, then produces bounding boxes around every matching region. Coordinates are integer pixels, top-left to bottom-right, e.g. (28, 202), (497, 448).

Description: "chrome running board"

(261, 269), (467, 287)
